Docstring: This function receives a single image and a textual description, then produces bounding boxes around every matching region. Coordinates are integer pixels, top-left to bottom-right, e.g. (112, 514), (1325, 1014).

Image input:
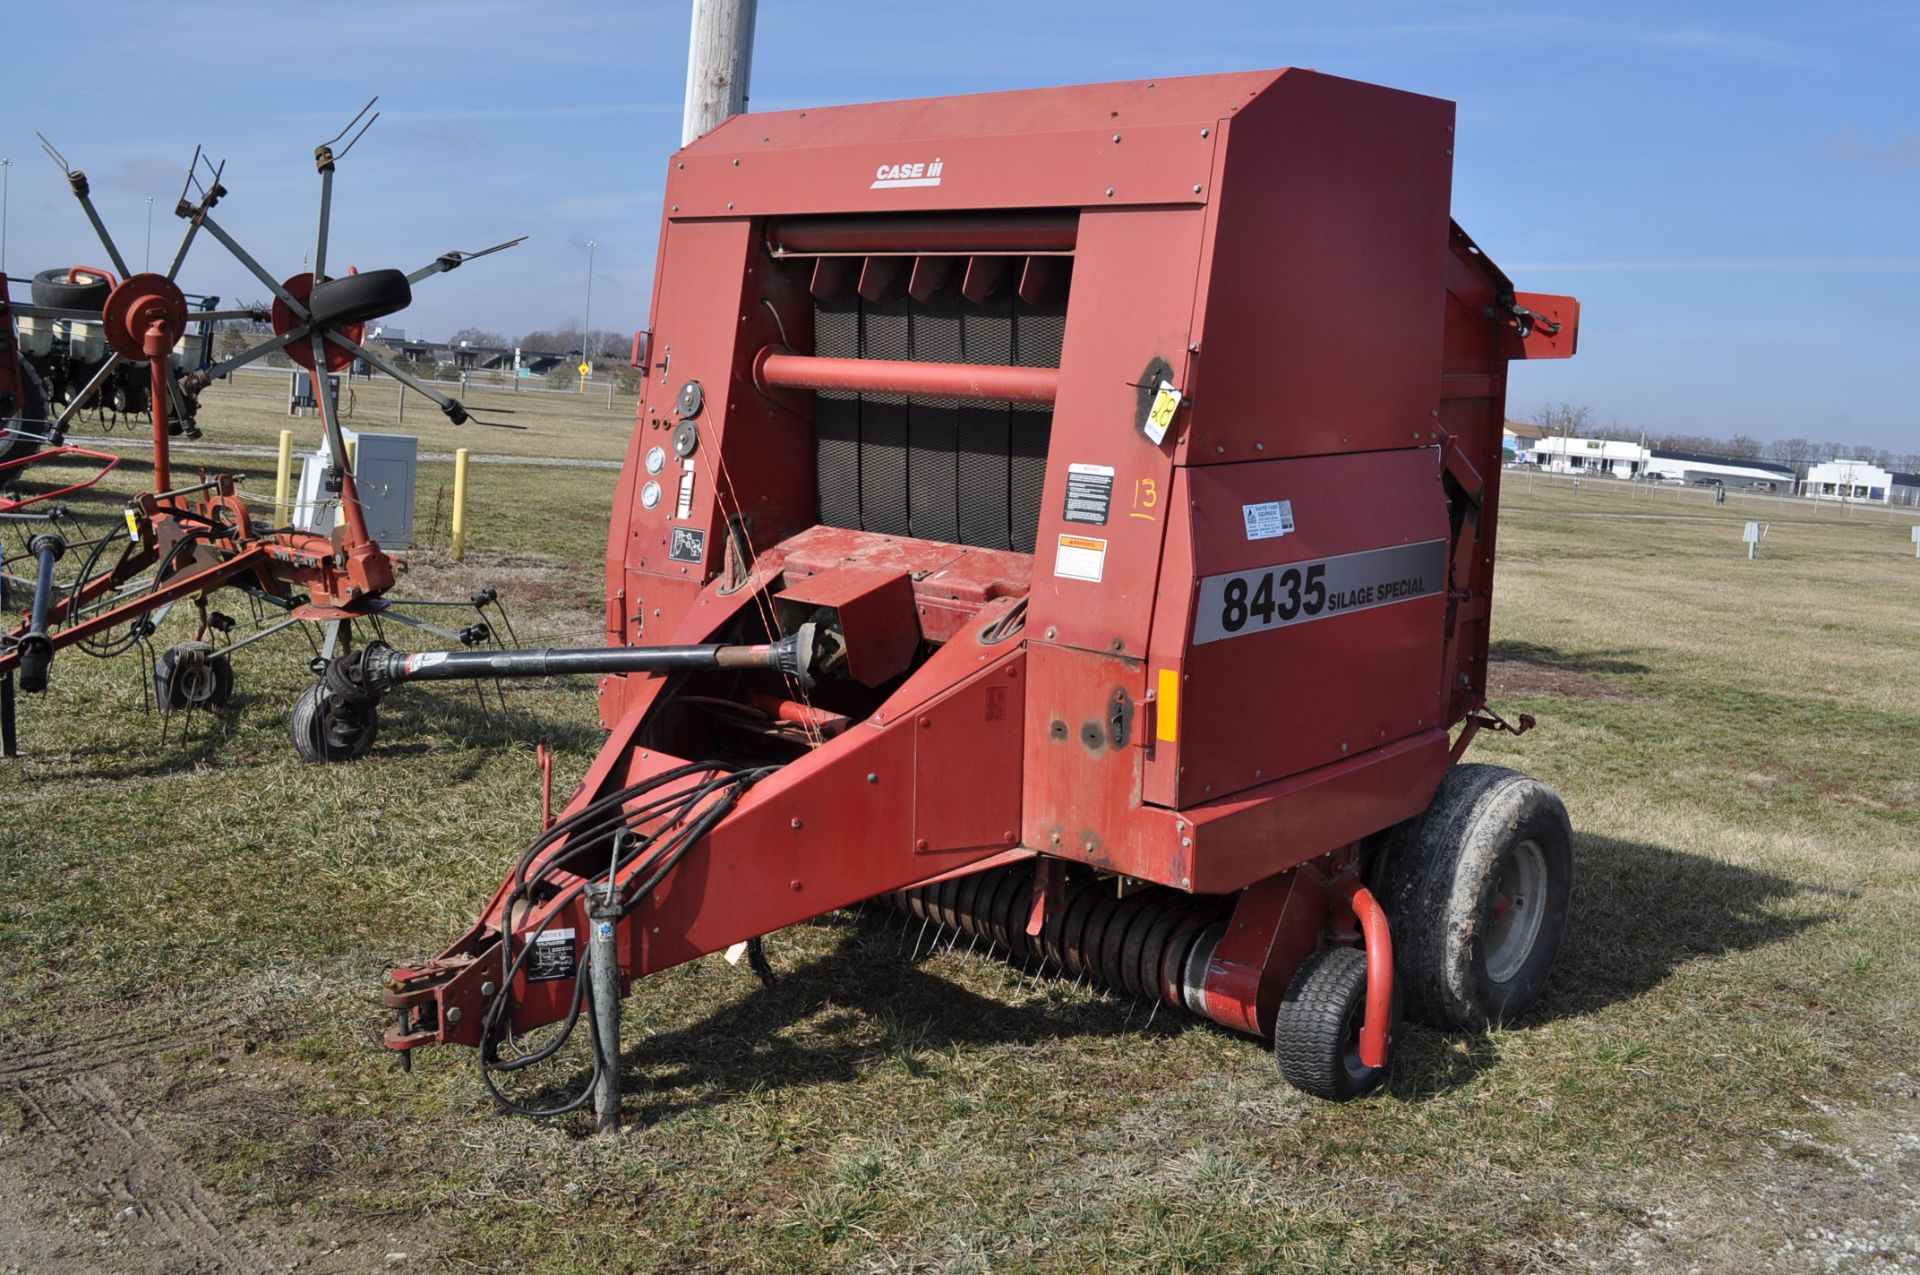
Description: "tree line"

(1530, 402), (1918, 478)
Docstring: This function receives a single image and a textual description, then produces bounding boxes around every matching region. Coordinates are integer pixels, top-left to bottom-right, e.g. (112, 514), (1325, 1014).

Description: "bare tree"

(1532, 402), (1594, 437)
(449, 327), (508, 348)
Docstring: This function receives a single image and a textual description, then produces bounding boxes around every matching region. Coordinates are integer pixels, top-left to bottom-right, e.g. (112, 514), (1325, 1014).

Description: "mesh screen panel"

(810, 281), (1059, 552)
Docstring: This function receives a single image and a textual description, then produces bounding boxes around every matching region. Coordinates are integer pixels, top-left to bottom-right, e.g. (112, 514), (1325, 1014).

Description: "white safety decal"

(1242, 500), (1294, 541)
(1053, 533), (1108, 582)
(1192, 539), (1447, 644)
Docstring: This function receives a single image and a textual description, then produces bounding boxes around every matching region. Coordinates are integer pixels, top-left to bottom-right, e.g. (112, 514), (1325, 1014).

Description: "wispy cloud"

(1818, 130), (1920, 170)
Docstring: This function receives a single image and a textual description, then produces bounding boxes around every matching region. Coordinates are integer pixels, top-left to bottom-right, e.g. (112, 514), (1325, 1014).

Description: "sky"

(4, 2), (1915, 448)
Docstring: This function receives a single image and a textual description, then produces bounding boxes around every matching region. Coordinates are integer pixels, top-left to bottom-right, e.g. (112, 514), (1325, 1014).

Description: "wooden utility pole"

(683, 0), (758, 146)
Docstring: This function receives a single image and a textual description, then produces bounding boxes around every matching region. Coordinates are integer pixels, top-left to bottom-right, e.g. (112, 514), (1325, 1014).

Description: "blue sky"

(5, 2), (1914, 447)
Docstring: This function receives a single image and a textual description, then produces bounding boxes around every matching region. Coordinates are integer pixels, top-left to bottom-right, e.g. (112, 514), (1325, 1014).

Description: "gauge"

(640, 480), (662, 510)
(645, 446), (666, 475)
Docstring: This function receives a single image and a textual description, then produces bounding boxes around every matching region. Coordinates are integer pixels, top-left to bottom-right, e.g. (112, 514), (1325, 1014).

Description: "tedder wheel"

(29, 266), (113, 311)
(1371, 764), (1573, 1032)
(154, 642), (235, 710)
(289, 682), (379, 763)
(305, 269), (413, 329)
(1, 360), (48, 466)
(1273, 946), (1399, 1102)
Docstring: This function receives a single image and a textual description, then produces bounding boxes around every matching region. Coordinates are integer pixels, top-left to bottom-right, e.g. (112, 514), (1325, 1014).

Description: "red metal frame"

(385, 68), (1579, 1084)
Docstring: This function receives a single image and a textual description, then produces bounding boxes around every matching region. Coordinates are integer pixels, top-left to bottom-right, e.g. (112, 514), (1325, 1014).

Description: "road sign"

(578, 362), (591, 376)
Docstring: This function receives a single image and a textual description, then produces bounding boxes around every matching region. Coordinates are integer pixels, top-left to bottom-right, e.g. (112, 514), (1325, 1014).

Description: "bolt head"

(789, 817), (803, 829)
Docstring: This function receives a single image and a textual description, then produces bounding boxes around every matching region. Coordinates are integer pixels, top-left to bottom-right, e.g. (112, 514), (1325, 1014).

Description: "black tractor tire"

(1371, 764), (1573, 1032)
(306, 269), (412, 329)
(154, 642), (234, 710)
(30, 267), (113, 312)
(289, 682), (379, 763)
(1273, 946), (1399, 1102)
(1, 359), (48, 466)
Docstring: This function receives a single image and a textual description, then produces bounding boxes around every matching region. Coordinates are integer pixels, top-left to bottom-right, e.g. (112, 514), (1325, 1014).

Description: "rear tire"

(1372, 764), (1573, 1031)
(30, 267), (112, 311)
(1273, 946), (1398, 1101)
(289, 682), (379, 763)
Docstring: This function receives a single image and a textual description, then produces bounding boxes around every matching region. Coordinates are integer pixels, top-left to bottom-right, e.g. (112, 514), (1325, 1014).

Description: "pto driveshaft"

(349, 622), (824, 694)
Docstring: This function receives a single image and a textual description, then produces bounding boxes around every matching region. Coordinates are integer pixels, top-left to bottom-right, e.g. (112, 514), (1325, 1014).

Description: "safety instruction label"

(527, 928), (578, 982)
(1053, 533), (1108, 583)
(1192, 539), (1446, 645)
(1242, 500), (1294, 541)
(668, 526), (706, 563)
(1062, 463), (1115, 525)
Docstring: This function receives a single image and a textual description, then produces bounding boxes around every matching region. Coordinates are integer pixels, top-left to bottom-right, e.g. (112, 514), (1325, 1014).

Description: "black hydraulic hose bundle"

(476, 760), (779, 1118)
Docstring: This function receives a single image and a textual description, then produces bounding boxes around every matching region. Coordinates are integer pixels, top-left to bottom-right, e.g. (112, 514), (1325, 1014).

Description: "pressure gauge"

(640, 480), (662, 510)
(645, 446), (666, 475)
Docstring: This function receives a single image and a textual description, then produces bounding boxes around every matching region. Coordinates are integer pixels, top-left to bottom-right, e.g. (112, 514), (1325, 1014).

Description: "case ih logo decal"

(871, 157), (944, 189)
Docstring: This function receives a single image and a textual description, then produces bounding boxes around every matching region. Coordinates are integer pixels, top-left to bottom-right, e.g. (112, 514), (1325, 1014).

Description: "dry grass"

(3, 449), (1919, 1272)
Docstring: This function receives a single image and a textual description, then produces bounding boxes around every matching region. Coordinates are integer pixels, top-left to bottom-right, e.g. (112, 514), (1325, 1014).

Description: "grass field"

(3, 399), (1919, 1272)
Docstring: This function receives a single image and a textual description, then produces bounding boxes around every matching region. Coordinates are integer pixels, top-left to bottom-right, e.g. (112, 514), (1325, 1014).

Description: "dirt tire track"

(4, 1070), (273, 1272)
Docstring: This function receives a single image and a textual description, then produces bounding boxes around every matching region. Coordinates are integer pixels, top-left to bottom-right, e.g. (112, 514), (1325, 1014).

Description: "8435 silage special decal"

(1192, 539), (1447, 644)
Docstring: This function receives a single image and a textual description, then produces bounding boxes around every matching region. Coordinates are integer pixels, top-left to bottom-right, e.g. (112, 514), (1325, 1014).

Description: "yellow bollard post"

(275, 429), (294, 519)
(451, 447), (470, 561)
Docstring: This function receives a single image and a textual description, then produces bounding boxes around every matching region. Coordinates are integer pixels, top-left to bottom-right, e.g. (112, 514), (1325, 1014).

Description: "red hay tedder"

(335, 68), (1581, 1114)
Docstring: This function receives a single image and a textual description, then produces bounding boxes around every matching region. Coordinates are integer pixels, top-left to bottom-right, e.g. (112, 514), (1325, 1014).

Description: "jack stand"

(587, 884), (622, 1134)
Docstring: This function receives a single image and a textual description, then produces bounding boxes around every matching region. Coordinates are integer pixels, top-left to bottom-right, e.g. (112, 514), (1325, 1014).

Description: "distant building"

(1502, 421), (1547, 459)
(1645, 449), (1794, 491)
(1532, 435), (1649, 478)
(1802, 460), (1920, 506)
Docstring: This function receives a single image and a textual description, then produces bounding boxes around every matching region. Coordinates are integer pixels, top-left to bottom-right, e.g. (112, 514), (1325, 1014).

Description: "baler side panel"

(604, 216), (817, 730)
(1147, 452), (1452, 809)
(1023, 206), (1210, 659)
(1180, 72), (1456, 465)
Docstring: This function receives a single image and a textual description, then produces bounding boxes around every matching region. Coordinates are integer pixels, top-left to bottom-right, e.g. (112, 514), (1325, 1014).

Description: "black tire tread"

(1274, 946), (1390, 1102)
(1372, 763), (1573, 1031)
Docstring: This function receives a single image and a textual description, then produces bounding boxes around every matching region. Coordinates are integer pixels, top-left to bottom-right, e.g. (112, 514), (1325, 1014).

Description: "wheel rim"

(1484, 839), (1549, 985)
(1340, 996), (1370, 1081)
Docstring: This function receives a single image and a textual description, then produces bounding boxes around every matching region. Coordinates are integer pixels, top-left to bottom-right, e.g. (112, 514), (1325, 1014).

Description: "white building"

(1802, 460), (1920, 506)
(1502, 421), (1547, 460)
(1532, 436), (1649, 478)
(1645, 449), (1795, 491)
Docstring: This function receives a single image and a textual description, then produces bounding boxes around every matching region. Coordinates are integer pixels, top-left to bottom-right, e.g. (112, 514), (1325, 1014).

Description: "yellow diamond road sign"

(578, 362), (591, 375)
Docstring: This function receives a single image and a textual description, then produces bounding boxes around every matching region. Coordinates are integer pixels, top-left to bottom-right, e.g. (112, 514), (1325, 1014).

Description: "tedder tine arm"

(166, 152), (225, 283)
(320, 329), (523, 429)
(405, 236), (529, 285)
(36, 133), (133, 279)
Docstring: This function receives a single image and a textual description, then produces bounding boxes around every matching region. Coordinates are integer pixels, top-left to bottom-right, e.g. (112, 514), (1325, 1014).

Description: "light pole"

(144, 196), (155, 272)
(581, 238), (597, 391)
(1, 158), (12, 276)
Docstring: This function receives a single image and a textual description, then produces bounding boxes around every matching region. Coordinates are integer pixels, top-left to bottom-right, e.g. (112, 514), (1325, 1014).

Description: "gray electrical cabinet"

(351, 432), (418, 549)
(292, 429), (418, 549)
